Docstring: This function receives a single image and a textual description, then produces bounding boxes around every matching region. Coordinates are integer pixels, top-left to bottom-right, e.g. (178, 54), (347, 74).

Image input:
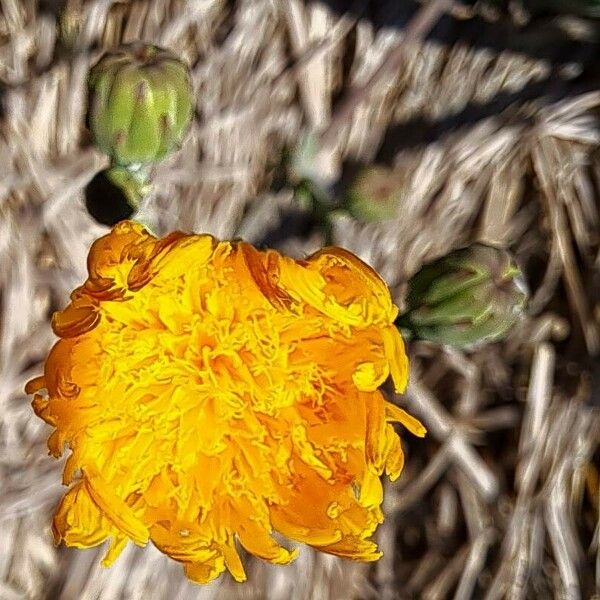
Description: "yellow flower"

(26, 221), (425, 584)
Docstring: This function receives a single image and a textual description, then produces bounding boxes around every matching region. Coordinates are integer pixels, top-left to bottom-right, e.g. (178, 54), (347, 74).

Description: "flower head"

(27, 221), (425, 584)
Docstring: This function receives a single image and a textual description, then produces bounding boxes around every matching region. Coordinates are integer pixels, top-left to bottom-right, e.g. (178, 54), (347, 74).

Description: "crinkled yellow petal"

(383, 425), (405, 482)
(24, 376), (45, 394)
(101, 534), (129, 567)
(150, 524), (215, 563)
(221, 538), (247, 583)
(52, 301), (100, 339)
(364, 392), (387, 475)
(53, 482), (116, 548)
(352, 360), (389, 392)
(317, 537), (382, 561)
(184, 557), (226, 584)
(359, 469), (384, 509)
(83, 468), (149, 545)
(385, 403), (427, 437)
(382, 326), (409, 393)
(291, 424), (333, 480)
(306, 248), (397, 324)
(236, 516), (298, 565)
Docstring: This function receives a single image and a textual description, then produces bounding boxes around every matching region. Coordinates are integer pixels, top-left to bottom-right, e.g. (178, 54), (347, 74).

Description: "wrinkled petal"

(52, 481), (120, 549)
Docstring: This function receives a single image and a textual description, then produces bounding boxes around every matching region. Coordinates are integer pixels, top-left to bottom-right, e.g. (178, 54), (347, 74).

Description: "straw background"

(0, 1), (599, 598)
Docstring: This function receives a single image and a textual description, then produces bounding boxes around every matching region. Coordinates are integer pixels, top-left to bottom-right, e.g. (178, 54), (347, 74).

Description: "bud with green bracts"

(88, 43), (193, 167)
(397, 244), (528, 349)
(345, 166), (405, 223)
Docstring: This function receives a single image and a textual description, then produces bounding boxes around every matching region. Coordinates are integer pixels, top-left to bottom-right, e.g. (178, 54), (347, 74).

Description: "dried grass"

(1, 1), (599, 598)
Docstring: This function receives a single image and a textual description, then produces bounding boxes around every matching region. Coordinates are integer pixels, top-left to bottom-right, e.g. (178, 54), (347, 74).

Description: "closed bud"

(88, 43), (193, 167)
(345, 166), (405, 223)
(398, 244), (528, 349)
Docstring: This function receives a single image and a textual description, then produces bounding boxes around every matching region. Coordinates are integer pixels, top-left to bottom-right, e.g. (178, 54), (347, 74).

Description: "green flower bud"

(88, 43), (193, 167)
(398, 244), (528, 349)
(345, 166), (405, 223)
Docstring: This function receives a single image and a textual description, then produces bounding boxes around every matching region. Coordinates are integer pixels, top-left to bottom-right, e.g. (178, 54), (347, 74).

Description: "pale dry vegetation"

(0, 1), (599, 599)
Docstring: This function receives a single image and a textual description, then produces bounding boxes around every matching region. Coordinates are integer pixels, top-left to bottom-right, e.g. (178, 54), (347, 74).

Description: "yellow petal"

(221, 538), (247, 583)
(237, 512), (297, 565)
(306, 247), (397, 324)
(291, 424), (333, 480)
(24, 376), (46, 394)
(358, 470), (383, 509)
(385, 403), (426, 437)
(271, 514), (344, 547)
(184, 556), (226, 584)
(52, 482), (112, 548)
(364, 392), (386, 474)
(383, 426), (405, 482)
(83, 468), (149, 546)
(382, 326), (409, 393)
(318, 537), (382, 561)
(101, 534), (129, 567)
(352, 361), (389, 392)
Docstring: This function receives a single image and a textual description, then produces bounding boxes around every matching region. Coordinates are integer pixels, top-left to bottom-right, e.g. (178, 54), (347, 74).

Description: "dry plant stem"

(543, 406), (592, 600)
(375, 481), (398, 600)
(527, 233), (563, 316)
(423, 544), (469, 600)
(283, 0), (336, 129)
(437, 482), (459, 536)
(394, 444), (451, 512)
(319, 0), (455, 149)
(519, 343), (555, 455)
(454, 472), (495, 599)
(591, 516), (600, 595)
(488, 345), (599, 600)
(443, 348), (481, 417)
(457, 472), (492, 541)
(403, 379), (499, 502)
(546, 468), (582, 600)
(468, 407), (519, 432)
(429, 348), (497, 598)
(486, 344), (554, 600)
(280, 0), (363, 83)
(279, 0), (365, 180)
(454, 528), (495, 600)
(533, 141), (600, 355)
(193, 6), (359, 140)
(478, 154), (525, 245)
(407, 552), (446, 594)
